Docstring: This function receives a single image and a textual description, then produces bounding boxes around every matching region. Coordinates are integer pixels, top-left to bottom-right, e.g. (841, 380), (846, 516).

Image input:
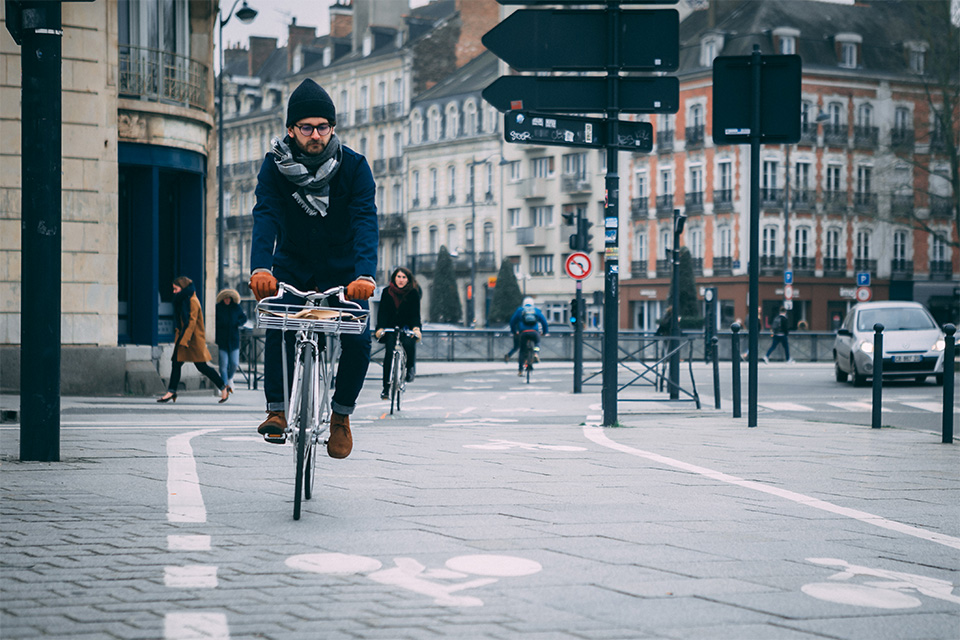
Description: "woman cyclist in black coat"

(374, 267), (422, 399)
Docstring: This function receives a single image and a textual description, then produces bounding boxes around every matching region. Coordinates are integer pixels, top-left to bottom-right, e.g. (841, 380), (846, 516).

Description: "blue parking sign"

(784, 270), (793, 285)
(856, 272), (870, 287)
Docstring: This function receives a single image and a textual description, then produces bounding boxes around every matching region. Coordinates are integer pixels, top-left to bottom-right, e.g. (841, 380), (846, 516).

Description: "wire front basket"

(256, 284), (369, 335)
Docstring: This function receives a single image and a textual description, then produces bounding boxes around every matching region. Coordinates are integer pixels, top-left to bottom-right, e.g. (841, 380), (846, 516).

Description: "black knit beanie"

(286, 78), (337, 128)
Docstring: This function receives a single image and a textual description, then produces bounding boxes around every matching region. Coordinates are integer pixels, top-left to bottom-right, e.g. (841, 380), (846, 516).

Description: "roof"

(413, 50), (499, 104)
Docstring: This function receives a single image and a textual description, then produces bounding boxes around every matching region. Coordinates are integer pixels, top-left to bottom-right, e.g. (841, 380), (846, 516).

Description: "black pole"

(731, 322), (742, 418)
(747, 44), (762, 428)
(217, 15), (225, 293)
(711, 336), (720, 410)
(871, 323), (884, 429)
(942, 324), (956, 444)
(18, 0), (62, 462)
(601, 3), (621, 426)
(574, 283), (583, 394)
(669, 209), (681, 400)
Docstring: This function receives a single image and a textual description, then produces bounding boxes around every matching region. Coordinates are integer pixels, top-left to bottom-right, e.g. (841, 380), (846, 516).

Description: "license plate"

(892, 355), (922, 363)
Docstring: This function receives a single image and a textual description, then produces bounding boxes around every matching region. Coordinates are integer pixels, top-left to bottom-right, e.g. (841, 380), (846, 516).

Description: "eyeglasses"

(296, 123), (332, 137)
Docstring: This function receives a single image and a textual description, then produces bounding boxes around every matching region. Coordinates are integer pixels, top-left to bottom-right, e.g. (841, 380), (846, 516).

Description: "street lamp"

(217, 0), (257, 293)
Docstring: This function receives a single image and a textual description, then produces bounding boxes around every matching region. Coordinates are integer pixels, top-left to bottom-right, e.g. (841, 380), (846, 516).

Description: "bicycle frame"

(381, 327), (415, 415)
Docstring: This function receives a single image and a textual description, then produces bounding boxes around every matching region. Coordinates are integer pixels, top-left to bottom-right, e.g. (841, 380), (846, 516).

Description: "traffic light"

(578, 217), (594, 252)
(561, 211), (577, 227)
(564, 211), (582, 250)
(570, 297), (581, 327)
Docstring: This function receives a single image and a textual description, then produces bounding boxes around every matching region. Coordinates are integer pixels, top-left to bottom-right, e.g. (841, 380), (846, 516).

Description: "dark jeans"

(518, 330), (541, 371)
(168, 360), (224, 393)
(264, 287), (370, 416)
(381, 330), (416, 389)
(765, 334), (790, 360)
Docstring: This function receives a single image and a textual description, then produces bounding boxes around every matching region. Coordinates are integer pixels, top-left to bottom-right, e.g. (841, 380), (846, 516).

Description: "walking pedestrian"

(248, 78), (378, 457)
(764, 306), (795, 363)
(158, 277), (230, 403)
(215, 288), (247, 397)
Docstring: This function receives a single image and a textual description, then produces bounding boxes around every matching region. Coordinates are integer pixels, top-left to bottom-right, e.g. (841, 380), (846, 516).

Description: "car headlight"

(932, 339), (945, 352)
(858, 340), (874, 354)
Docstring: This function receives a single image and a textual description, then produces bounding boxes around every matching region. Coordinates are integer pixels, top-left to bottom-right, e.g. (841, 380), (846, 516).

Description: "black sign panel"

(496, 0), (677, 4)
(504, 110), (653, 152)
(712, 54), (802, 144)
(483, 76), (679, 114)
(482, 9), (678, 72)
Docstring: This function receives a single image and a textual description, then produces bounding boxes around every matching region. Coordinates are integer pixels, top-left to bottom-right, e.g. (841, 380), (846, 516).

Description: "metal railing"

(119, 45), (207, 110)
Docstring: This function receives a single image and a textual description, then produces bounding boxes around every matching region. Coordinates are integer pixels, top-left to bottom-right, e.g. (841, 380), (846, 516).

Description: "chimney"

(287, 18), (318, 72)
(455, 0), (499, 68)
(223, 45), (248, 76)
(248, 36), (278, 76)
(330, 1), (353, 39)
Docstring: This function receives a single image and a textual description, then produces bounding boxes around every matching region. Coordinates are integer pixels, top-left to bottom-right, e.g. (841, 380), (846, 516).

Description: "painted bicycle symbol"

(286, 553), (542, 607)
(802, 558), (960, 609)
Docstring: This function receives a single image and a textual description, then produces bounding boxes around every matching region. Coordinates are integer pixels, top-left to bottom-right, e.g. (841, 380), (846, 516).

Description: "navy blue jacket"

(251, 144), (378, 287)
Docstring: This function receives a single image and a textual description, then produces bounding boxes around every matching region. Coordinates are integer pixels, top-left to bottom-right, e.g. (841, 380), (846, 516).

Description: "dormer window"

(773, 27), (799, 55)
(700, 33), (724, 67)
(905, 41), (927, 74)
(835, 33), (862, 69)
(362, 33), (372, 57)
(323, 46), (332, 67)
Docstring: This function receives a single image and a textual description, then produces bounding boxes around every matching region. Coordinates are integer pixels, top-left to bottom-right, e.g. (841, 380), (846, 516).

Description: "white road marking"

(445, 555), (542, 577)
(583, 425), (960, 551)
(464, 439), (587, 452)
(221, 436), (263, 442)
(801, 582), (922, 609)
(168, 535), (211, 551)
(164, 612), (229, 639)
(458, 406), (477, 414)
(167, 429), (218, 523)
(164, 565), (218, 588)
(286, 553), (383, 575)
(452, 386), (494, 390)
(827, 401), (891, 412)
(490, 407), (556, 414)
(759, 402), (814, 412)
(902, 401), (947, 413)
(802, 557), (960, 608)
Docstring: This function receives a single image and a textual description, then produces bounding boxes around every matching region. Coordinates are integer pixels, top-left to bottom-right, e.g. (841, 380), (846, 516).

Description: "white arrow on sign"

(565, 252), (592, 280)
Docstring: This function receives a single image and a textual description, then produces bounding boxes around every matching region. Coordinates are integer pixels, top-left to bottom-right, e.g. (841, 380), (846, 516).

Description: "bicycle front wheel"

(293, 343), (314, 521)
(304, 344), (327, 501)
(389, 346), (402, 415)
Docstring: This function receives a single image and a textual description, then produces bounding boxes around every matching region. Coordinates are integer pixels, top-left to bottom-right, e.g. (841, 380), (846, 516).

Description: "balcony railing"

(561, 174), (592, 194)
(372, 159), (386, 175)
(223, 160), (261, 180)
(798, 123), (817, 146)
(930, 195), (954, 218)
(823, 124), (847, 146)
(823, 190), (846, 213)
(890, 258), (913, 278)
(930, 260), (953, 280)
(656, 195), (674, 217)
(791, 256), (815, 275)
(378, 213), (405, 236)
(685, 125), (704, 148)
(630, 197), (648, 220)
(656, 129), (674, 153)
(517, 177), (547, 199)
(388, 102), (403, 119)
(891, 128), (914, 151)
(713, 256), (733, 275)
(760, 187), (783, 209)
(411, 198), (420, 209)
(823, 256), (846, 275)
(119, 45), (207, 111)
(853, 192), (877, 213)
(891, 193), (914, 216)
(853, 125), (878, 149)
(630, 260), (647, 278)
(354, 108), (370, 124)
(685, 191), (704, 213)
(759, 255), (784, 275)
(691, 257), (704, 276)
(853, 258), (877, 275)
(409, 253), (438, 273)
(791, 189), (814, 211)
(655, 258), (671, 277)
(515, 226), (548, 247)
(714, 188), (734, 211)
(388, 156), (403, 172)
(929, 130), (950, 154)
(372, 105), (386, 121)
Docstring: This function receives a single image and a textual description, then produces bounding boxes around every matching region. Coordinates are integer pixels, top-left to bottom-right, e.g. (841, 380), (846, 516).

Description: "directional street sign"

(497, 0), (677, 4)
(504, 110), (653, 152)
(483, 76), (679, 114)
(482, 9), (678, 72)
(712, 54), (801, 144)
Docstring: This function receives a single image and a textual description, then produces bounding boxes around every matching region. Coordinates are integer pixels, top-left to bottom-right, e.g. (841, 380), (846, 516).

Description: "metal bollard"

(872, 323), (884, 429)
(712, 336), (721, 410)
(731, 322), (742, 418)
(943, 324), (956, 444)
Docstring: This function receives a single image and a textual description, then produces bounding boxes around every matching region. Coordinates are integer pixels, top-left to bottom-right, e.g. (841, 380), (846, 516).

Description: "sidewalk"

(1, 362), (957, 640)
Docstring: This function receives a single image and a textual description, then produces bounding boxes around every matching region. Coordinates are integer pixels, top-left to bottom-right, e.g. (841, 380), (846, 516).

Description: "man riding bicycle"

(508, 297), (549, 376)
(248, 78), (378, 458)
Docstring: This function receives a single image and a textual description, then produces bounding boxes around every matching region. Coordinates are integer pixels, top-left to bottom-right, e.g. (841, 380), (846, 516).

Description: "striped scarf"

(271, 134), (341, 217)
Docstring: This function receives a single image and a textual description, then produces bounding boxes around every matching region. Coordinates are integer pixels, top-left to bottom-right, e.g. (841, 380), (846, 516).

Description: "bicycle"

(256, 283), (369, 520)
(380, 327), (417, 415)
(517, 330), (541, 384)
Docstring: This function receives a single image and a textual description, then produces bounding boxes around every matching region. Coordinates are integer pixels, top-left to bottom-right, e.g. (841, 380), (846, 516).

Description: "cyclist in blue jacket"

(508, 297), (549, 375)
(248, 78), (378, 459)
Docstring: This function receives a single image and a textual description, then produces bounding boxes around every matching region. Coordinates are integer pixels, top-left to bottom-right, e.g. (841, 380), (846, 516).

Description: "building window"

(717, 225), (731, 258)
(779, 35), (796, 55)
(507, 161), (521, 182)
(931, 234), (947, 262)
(411, 111), (423, 144)
(826, 164), (842, 192)
(636, 230), (647, 262)
(531, 254), (554, 276)
(718, 160), (732, 191)
(659, 227), (671, 259)
(825, 228), (841, 260)
(464, 100), (477, 135)
(893, 230), (908, 261)
(445, 103), (459, 139)
(412, 170), (420, 204)
(856, 229), (871, 260)
(563, 152), (587, 179)
(508, 207), (521, 228)
(483, 223), (494, 252)
(762, 160), (778, 190)
(689, 227), (703, 259)
(689, 103), (704, 128)
(411, 227), (420, 254)
(857, 103), (873, 128)
(531, 206), (553, 227)
(635, 170), (648, 199)
(795, 161), (810, 190)
(447, 224), (458, 252)
(828, 102), (844, 127)
(531, 156), (554, 178)
(428, 107), (441, 141)
(430, 168), (438, 203)
(391, 183), (402, 213)
(794, 226), (810, 259)
(894, 107), (911, 133)
(762, 226), (778, 257)
(840, 41), (858, 68)
(659, 168), (673, 195)
(689, 165), (703, 194)
(447, 165), (456, 202)
(856, 165), (872, 195)
(428, 226), (438, 253)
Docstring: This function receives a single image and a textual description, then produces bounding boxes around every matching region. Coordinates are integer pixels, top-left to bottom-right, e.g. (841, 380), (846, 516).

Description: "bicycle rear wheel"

(293, 343), (314, 520)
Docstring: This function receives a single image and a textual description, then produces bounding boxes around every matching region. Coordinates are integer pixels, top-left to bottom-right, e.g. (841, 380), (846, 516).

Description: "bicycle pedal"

(262, 432), (286, 445)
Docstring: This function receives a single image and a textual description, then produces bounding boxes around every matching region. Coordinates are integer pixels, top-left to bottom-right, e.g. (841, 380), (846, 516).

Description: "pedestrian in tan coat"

(158, 276), (229, 403)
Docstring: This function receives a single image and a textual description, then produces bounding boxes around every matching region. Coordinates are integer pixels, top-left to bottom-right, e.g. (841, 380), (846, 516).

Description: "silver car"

(833, 301), (946, 386)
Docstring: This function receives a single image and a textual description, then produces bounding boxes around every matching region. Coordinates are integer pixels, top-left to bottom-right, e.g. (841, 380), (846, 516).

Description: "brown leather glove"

(249, 271), (277, 301)
(346, 278), (375, 300)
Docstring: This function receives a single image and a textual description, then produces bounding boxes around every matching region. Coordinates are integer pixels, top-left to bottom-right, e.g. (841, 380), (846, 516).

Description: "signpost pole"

(601, 2), (621, 427)
(747, 45), (762, 428)
(574, 282), (583, 394)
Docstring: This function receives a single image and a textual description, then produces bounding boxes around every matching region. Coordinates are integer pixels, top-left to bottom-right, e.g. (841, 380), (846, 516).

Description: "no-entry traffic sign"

(565, 252), (592, 280)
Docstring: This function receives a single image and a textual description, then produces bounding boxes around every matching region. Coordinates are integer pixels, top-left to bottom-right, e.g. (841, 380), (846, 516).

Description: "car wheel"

(835, 361), (848, 382)
(851, 357), (868, 387)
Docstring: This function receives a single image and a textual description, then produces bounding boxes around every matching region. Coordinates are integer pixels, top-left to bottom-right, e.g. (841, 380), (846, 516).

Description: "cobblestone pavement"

(1, 364), (958, 640)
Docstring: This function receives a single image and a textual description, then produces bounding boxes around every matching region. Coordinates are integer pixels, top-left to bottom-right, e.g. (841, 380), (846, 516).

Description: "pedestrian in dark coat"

(158, 276), (229, 403)
(215, 288), (247, 395)
(374, 267), (422, 398)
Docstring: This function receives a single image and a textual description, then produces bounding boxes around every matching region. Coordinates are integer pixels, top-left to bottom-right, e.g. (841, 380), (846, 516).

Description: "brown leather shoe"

(257, 411), (287, 444)
(327, 412), (352, 459)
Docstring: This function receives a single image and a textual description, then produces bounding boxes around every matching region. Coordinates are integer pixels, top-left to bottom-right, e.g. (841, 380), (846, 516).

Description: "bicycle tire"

(304, 344), (326, 501)
(293, 343), (314, 520)
(395, 348), (405, 412)
(389, 344), (401, 415)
